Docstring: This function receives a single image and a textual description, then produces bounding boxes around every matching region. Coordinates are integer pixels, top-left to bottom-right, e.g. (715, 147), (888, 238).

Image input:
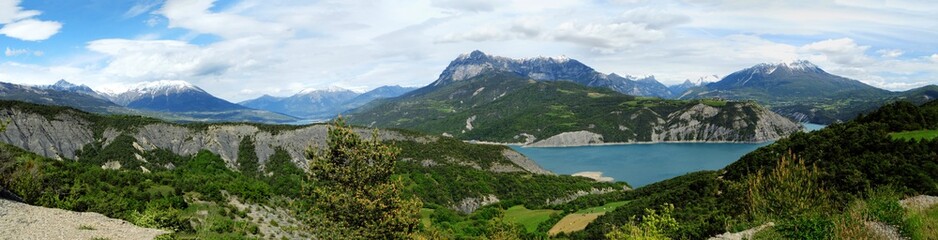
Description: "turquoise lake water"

(511, 123), (827, 187)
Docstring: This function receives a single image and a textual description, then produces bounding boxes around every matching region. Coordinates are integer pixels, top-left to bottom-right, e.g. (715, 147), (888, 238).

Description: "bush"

(745, 152), (830, 221)
(606, 203), (678, 240)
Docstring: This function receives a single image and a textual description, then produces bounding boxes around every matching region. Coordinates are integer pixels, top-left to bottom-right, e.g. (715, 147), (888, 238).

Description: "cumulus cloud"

(5, 0), (938, 101)
(800, 38), (872, 66)
(552, 21), (665, 53)
(0, 0), (61, 41)
(87, 39), (238, 79)
(0, 19), (62, 41)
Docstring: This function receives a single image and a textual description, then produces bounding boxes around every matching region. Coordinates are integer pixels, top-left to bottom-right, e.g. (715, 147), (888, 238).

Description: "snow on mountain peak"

(297, 86), (351, 95)
(52, 79), (78, 88)
(784, 60), (819, 71)
(128, 80), (202, 94)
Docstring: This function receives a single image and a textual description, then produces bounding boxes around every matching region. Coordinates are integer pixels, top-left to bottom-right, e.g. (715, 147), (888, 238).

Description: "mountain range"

(239, 85), (416, 120)
(678, 60), (938, 123)
(0, 80), (298, 123)
(347, 52), (804, 145)
(428, 50), (674, 98)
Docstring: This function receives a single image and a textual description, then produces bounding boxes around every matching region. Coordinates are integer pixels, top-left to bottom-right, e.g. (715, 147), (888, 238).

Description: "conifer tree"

(305, 118), (421, 239)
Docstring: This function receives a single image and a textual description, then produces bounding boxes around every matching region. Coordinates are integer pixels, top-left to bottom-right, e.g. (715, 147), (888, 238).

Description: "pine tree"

(305, 118), (421, 239)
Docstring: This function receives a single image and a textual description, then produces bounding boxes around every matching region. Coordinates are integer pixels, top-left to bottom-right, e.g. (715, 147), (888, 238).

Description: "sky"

(0, 0), (936, 102)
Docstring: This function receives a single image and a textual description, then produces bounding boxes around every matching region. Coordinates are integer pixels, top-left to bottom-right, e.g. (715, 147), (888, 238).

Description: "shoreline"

(465, 139), (776, 148)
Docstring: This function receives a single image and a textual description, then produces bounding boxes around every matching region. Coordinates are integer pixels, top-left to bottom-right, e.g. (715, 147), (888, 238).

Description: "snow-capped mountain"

(704, 60), (876, 95)
(668, 75), (719, 98)
(105, 80), (249, 113)
(40, 80), (107, 99)
(240, 85), (416, 119)
(0, 81), (122, 113)
(430, 50), (673, 98)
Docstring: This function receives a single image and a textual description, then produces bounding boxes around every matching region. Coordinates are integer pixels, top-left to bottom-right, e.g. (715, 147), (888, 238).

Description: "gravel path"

(0, 199), (167, 240)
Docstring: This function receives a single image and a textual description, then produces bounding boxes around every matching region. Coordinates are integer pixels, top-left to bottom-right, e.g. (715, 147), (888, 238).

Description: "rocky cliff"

(0, 103), (546, 175)
(524, 103), (802, 147)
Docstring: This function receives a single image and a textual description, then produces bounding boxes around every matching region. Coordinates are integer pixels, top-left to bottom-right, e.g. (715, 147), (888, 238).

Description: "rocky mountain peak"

(430, 50), (672, 97)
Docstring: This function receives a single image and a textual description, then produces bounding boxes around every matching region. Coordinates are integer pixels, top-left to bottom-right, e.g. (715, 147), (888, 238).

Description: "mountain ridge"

(348, 71), (802, 145)
(240, 85), (417, 120)
(428, 50), (674, 98)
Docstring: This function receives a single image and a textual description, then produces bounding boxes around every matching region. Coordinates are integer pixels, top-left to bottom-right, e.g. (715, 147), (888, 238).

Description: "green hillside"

(348, 72), (798, 144)
(568, 99), (938, 239)
(0, 100), (622, 239)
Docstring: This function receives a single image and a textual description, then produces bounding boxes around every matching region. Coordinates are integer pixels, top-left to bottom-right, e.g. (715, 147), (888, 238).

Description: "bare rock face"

(523, 103), (802, 147)
(452, 194), (500, 214)
(0, 109), (94, 160)
(0, 105), (552, 177)
(529, 131), (604, 147)
(654, 103), (802, 142)
(500, 149), (552, 175)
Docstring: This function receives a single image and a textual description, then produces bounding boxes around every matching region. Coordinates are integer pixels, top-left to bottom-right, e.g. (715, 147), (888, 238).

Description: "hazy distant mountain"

(342, 85), (418, 109)
(239, 85), (416, 120)
(100, 80), (297, 123)
(0, 81), (123, 114)
(40, 80), (109, 100)
(427, 50), (673, 98)
(668, 75), (718, 98)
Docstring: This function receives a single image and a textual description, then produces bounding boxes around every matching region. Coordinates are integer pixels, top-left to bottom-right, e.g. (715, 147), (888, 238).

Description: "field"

(890, 129), (938, 141)
(548, 213), (604, 236)
(502, 205), (561, 233)
(549, 201), (629, 235)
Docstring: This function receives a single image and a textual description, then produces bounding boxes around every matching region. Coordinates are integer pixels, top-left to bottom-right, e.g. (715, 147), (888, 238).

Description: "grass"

(78, 225), (96, 230)
(420, 208), (434, 228)
(574, 201), (628, 214)
(502, 205), (561, 233)
(889, 129), (938, 141)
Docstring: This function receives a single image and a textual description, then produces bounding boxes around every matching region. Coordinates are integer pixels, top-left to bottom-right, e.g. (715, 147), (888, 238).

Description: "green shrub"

(745, 152), (830, 221)
(776, 214), (834, 240)
(606, 203), (678, 240)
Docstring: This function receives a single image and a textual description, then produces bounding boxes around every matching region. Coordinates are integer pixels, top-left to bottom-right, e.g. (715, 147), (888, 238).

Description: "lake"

(511, 143), (771, 187)
(511, 123), (826, 187)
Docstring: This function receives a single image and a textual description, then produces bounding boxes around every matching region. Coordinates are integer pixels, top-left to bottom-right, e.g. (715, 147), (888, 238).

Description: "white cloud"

(0, 0), (39, 24)
(552, 21), (666, 53)
(877, 49), (904, 58)
(158, 0), (292, 39)
(619, 7), (690, 29)
(4, 47), (27, 56)
(6, 0), (938, 102)
(800, 38), (872, 66)
(0, 0), (61, 41)
(0, 19), (62, 41)
(431, 0), (498, 12)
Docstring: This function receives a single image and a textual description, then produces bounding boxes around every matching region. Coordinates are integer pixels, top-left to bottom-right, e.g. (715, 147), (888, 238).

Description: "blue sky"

(1, 0), (936, 101)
